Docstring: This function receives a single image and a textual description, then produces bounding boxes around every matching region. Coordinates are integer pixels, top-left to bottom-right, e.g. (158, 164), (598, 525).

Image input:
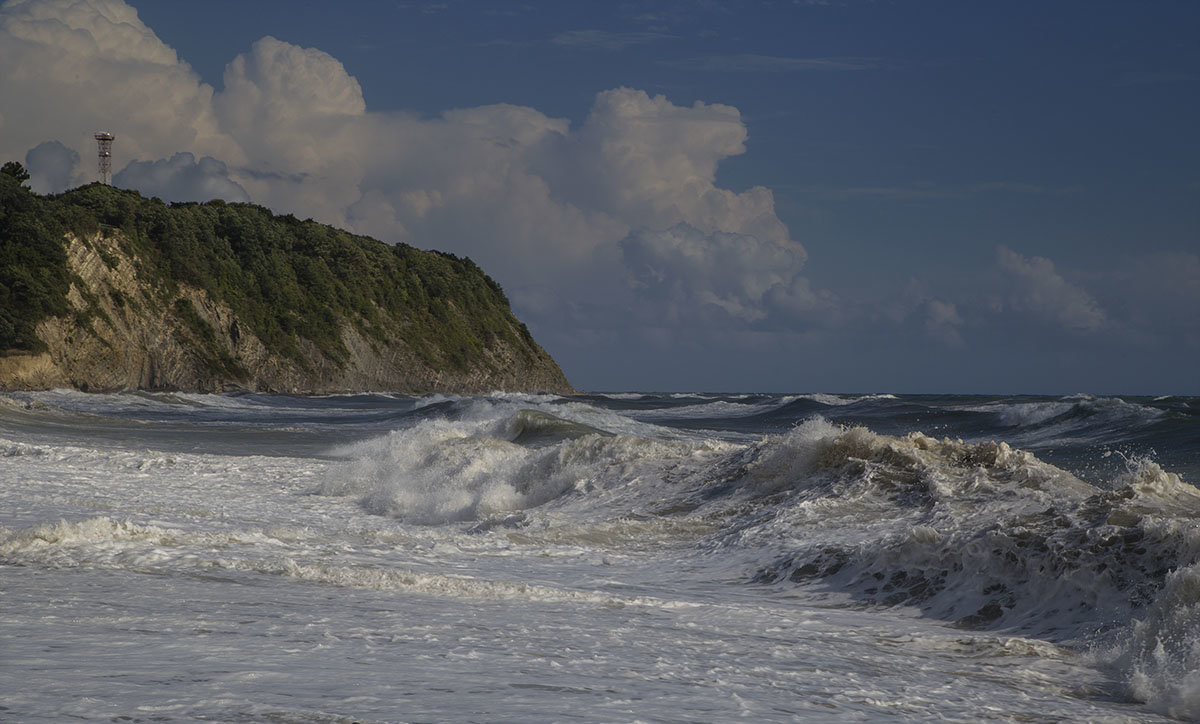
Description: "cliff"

(0, 169), (573, 395)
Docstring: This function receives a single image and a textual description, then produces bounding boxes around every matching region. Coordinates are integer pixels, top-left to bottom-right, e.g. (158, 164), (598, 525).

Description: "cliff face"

(0, 180), (573, 395)
(0, 231), (573, 394)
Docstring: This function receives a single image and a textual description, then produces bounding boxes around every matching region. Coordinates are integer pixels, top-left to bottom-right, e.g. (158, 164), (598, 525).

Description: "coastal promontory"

(0, 163), (573, 394)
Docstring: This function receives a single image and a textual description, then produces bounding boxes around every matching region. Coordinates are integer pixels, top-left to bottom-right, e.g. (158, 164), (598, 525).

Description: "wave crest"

(320, 410), (729, 524)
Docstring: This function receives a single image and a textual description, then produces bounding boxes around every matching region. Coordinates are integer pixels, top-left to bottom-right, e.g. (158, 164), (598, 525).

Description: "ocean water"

(1, 390), (1198, 723)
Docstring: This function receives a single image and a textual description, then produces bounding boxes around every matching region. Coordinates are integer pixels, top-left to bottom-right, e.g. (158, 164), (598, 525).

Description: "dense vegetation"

(0, 165), (536, 372)
(0, 163), (71, 352)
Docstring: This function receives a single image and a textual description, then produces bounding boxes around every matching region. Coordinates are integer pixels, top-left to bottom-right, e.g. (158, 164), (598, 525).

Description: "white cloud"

(996, 245), (1107, 332)
(620, 223), (815, 326)
(339, 87), (799, 308)
(336, 102), (625, 291)
(3, 0), (1191, 392)
(0, 0), (821, 354)
(0, 0), (241, 178)
(542, 88), (789, 244)
(213, 35), (368, 226)
(113, 152), (249, 203)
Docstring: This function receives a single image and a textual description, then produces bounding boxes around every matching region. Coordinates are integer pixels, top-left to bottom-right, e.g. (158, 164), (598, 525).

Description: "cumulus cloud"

(542, 88), (789, 243)
(113, 152), (249, 203)
(346, 101), (607, 282)
(620, 224), (816, 326)
(0, 0), (241, 173)
(996, 245), (1107, 332)
(0, 0), (823, 366)
(4, 0), (1191, 392)
(213, 35), (367, 224)
(24, 139), (79, 193)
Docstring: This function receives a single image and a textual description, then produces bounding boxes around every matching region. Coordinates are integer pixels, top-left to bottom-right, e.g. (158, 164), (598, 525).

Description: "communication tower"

(94, 132), (115, 184)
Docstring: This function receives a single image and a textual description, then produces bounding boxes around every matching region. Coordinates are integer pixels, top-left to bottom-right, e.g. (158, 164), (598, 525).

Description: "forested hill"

(0, 162), (574, 394)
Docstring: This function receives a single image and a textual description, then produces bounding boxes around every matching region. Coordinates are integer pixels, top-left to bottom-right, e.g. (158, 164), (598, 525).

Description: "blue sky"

(2, 0), (1197, 393)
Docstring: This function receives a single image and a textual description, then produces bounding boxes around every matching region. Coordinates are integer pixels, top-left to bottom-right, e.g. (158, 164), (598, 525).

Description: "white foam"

(271, 558), (701, 607)
(1, 391), (1191, 723)
(702, 422), (1200, 642)
(321, 413), (733, 524)
(1101, 562), (1200, 719)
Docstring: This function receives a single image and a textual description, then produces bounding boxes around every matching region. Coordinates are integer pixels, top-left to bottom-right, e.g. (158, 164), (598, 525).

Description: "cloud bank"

(1, 0), (1193, 392)
(0, 0), (239, 183)
(0, 0), (828, 387)
(0, 0), (805, 319)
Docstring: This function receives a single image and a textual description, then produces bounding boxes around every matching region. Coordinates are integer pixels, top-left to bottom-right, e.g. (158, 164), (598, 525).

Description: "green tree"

(0, 161), (31, 187)
(0, 166), (70, 351)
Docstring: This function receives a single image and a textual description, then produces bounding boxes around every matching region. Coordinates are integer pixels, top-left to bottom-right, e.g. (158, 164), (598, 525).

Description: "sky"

(1, 0), (1197, 394)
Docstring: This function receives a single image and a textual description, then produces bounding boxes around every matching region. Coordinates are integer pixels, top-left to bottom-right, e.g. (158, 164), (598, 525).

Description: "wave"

(502, 408), (615, 447)
(625, 397), (800, 421)
(319, 401), (1200, 717)
(795, 393), (899, 407)
(1104, 562), (1200, 719)
(953, 395), (1167, 444)
(684, 422), (1200, 719)
(10, 389), (1196, 716)
(623, 393), (901, 421)
(319, 403), (1194, 629)
(318, 408), (734, 524)
(738, 432), (1195, 631)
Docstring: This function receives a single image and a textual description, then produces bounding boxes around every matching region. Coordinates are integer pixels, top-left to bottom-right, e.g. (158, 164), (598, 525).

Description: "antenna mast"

(94, 132), (115, 184)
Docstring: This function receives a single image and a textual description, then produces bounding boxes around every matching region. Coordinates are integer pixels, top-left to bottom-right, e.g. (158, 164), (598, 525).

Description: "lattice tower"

(94, 132), (115, 185)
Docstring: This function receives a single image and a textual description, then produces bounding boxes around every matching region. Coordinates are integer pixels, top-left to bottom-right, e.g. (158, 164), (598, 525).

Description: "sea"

(1, 389), (1198, 723)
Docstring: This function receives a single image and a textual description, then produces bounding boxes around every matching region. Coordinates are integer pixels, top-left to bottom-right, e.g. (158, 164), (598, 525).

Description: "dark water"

(577, 392), (1200, 483)
(6, 390), (1194, 477)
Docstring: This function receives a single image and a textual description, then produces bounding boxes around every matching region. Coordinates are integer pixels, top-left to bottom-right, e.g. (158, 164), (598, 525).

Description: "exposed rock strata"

(0, 232), (574, 395)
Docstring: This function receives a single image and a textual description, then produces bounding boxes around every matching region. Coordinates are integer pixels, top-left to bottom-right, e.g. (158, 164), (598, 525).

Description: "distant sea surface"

(2, 390), (1198, 722)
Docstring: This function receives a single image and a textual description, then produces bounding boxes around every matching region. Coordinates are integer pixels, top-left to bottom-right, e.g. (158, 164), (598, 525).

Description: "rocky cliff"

(0, 174), (573, 395)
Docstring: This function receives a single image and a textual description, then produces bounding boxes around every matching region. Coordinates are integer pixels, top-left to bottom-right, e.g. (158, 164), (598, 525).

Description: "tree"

(0, 161), (31, 187)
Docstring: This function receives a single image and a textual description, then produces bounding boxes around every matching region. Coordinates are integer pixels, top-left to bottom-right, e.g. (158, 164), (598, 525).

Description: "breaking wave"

(6, 389), (1197, 718)
(694, 421), (1200, 719)
(318, 402), (1200, 717)
(318, 409), (732, 524)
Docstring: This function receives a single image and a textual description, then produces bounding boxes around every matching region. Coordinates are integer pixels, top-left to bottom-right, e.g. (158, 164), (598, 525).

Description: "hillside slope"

(0, 168), (573, 394)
